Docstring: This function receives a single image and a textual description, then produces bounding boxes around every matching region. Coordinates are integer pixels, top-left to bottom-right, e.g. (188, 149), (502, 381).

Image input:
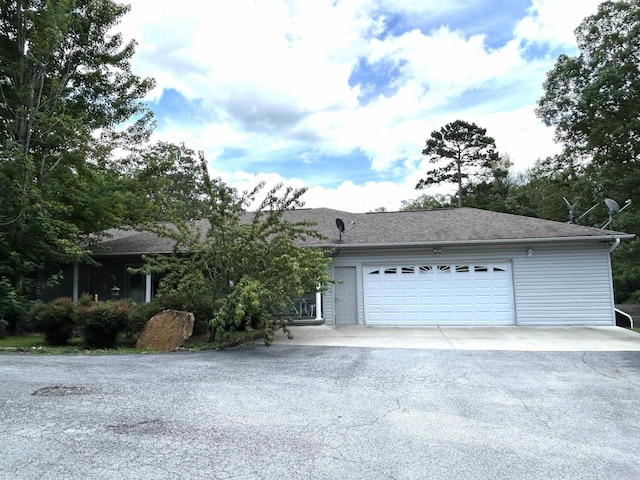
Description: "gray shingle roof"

(92, 207), (634, 255)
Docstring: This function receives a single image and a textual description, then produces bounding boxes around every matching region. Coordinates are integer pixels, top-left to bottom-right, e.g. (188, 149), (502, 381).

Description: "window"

(474, 265), (489, 272)
(455, 265), (470, 273)
(401, 266), (415, 274)
(384, 267), (397, 274)
(419, 265), (433, 273)
(437, 265), (450, 272)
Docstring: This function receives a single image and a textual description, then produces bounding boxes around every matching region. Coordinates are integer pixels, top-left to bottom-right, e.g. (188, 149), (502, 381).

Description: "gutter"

(307, 233), (636, 250)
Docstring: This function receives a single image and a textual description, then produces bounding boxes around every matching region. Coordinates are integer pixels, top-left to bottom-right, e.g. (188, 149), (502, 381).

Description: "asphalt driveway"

(1, 342), (640, 479)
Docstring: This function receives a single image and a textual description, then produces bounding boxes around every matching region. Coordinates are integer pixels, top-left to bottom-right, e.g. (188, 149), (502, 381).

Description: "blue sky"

(119, 0), (605, 211)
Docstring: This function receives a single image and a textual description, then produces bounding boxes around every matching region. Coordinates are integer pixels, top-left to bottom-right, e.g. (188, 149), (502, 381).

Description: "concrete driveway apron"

(272, 325), (640, 351)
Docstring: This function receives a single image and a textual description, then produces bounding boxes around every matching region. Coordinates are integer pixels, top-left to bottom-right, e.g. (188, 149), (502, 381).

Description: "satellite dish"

(336, 218), (345, 233)
(604, 198), (620, 214)
(601, 198), (632, 230)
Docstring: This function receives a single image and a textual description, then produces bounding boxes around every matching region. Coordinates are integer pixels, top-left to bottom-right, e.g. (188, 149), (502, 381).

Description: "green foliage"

(75, 299), (131, 349)
(212, 277), (269, 341)
(0, 0), (155, 307)
(463, 155), (518, 213)
(134, 154), (332, 346)
(128, 301), (165, 337)
(416, 120), (499, 207)
(537, 0), (640, 165)
(400, 193), (455, 211)
(0, 276), (22, 333)
(612, 238), (640, 302)
(122, 143), (210, 222)
(126, 294), (214, 337)
(31, 297), (76, 345)
(537, 0), (640, 302)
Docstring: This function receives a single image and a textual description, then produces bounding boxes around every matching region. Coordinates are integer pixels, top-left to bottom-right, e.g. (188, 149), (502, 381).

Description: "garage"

(364, 262), (514, 325)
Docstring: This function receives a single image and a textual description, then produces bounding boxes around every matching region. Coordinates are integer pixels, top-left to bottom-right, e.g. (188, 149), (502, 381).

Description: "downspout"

(608, 236), (631, 327)
(609, 237), (621, 253)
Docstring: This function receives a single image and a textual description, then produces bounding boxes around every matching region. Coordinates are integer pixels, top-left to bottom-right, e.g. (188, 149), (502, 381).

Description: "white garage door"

(364, 263), (514, 325)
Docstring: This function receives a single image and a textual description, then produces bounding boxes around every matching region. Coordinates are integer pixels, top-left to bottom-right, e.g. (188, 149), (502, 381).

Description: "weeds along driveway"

(1, 345), (640, 480)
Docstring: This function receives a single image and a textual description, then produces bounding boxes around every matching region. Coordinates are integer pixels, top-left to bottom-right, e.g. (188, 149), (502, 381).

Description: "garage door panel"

(365, 262), (514, 325)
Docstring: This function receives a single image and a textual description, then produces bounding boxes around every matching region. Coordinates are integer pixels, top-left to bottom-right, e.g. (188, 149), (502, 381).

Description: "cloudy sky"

(118, 0), (604, 212)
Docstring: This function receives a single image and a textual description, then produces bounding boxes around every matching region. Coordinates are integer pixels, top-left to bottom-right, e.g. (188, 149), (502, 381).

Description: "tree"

(537, 0), (640, 303)
(400, 193), (454, 211)
(416, 120), (499, 207)
(463, 154), (515, 212)
(536, 0), (640, 166)
(123, 142), (210, 222)
(0, 0), (155, 316)
(135, 153), (333, 346)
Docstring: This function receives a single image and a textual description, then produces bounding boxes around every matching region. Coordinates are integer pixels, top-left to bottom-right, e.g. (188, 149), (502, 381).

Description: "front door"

(334, 266), (357, 325)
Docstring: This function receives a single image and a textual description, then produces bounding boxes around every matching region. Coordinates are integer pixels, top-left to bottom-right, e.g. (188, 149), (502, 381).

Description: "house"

(42, 207), (634, 327)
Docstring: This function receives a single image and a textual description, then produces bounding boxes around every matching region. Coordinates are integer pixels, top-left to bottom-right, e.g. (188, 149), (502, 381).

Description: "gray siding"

(512, 243), (615, 325)
(323, 241), (615, 326)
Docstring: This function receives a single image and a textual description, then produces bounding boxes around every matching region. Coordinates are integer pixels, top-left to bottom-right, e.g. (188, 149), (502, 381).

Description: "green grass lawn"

(0, 329), (263, 354)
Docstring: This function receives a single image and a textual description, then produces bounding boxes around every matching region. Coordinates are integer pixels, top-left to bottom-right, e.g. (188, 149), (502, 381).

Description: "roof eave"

(314, 233), (636, 249)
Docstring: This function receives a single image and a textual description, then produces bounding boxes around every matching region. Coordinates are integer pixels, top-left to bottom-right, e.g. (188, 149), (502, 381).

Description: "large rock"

(136, 309), (195, 352)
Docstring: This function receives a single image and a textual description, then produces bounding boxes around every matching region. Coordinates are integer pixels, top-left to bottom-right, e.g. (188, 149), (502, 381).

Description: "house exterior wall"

(511, 243), (615, 325)
(323, 241), (616, 326)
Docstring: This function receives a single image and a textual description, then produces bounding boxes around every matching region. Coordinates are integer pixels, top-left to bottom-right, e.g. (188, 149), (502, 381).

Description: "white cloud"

(514, 0), (604, 46)
(115, 0), (608, 212)
(216, 169), (422, 212)
(480, 107), (560, 171)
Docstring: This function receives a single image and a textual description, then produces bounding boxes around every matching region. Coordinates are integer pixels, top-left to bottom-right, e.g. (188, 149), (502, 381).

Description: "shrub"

(211, 277), (269, 342)
(31, 297), (77, 345)
(0, 277), (30, 334)
(128, 300), (166, 337)
(76, 300), (131, 349)
(0, 318), (7, 339)
(128, 295), (214, 338)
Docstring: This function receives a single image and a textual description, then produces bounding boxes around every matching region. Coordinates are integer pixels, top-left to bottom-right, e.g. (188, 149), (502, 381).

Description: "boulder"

(136, 309), (195, 352)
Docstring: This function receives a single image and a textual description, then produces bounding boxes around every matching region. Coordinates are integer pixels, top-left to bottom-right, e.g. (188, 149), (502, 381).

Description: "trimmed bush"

(76, 300), (131, 349)
(31, 297), (77, 345)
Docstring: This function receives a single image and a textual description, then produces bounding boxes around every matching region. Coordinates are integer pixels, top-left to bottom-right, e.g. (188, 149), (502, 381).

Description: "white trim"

(315, 290), (323, 320)
(145, 274), (152, 303)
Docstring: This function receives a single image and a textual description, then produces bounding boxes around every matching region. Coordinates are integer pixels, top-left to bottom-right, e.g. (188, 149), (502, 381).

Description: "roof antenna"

(601, 198), (632, 230)
(563, 197), (576, 224)
(563, 197), (600, 224)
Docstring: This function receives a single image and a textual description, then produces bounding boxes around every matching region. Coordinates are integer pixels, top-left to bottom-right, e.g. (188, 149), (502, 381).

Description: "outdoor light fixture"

(433, 247), (442, 256)
(108, 274), (120, 296)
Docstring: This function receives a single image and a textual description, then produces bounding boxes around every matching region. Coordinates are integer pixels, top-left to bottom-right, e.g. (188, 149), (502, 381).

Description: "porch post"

(72, 262), (79, 302)
(145, 274), (152, 303)
(315, 289), (323, 320)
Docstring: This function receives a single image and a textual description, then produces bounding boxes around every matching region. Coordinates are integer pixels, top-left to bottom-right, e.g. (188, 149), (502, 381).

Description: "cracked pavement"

(1, 345), (640, 479)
